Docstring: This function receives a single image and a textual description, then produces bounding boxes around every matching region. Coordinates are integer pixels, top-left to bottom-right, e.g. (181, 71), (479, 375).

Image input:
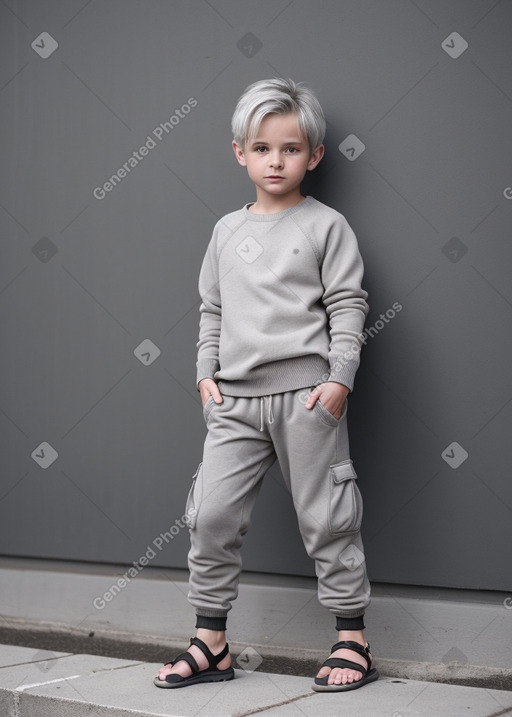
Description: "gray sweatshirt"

(196, 196), (369, 397)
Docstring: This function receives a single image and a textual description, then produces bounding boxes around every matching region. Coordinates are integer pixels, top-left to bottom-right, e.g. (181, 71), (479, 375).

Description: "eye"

(255, 145), (267, 153)
(286, 147), (299, 154)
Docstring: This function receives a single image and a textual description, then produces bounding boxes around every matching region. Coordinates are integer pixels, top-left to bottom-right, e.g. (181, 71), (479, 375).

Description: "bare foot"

(157, 629), (231, 682)
(316, 630), (371, 686)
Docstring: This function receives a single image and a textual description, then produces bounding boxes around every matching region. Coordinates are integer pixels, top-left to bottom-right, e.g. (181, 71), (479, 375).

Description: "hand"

(305, 382), (349, 420)
(198, 378), (223, 408)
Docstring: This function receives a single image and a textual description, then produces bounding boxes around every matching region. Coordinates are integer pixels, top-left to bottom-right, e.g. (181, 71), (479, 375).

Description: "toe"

(328, 667), (362, 685)
(316, 666), (331, 679)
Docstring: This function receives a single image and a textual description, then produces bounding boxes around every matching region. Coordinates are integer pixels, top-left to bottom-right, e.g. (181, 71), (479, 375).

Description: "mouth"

(265, 175), (284, 179)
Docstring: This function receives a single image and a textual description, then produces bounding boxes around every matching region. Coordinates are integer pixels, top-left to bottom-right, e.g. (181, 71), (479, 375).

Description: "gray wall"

(1, 0), (511, 592)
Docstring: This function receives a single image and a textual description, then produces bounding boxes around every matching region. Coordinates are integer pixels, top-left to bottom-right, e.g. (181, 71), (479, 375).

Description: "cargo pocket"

(328, 459), (363, 535)
(184, 462), (202, 529)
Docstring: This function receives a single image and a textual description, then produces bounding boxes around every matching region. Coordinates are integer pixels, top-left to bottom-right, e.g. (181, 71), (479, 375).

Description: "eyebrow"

(249, 139), (305, 147)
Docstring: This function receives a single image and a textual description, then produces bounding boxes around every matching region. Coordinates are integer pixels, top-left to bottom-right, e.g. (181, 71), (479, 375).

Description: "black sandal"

(153, 636), (235, 689)
(312, 640), (379, 692)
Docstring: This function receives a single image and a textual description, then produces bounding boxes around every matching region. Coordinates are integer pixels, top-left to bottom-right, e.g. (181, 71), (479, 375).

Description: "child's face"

(232, 112), (323, 204)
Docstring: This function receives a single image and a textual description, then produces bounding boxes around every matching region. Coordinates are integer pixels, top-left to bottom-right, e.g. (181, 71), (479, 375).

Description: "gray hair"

(231, 78), (326, 154)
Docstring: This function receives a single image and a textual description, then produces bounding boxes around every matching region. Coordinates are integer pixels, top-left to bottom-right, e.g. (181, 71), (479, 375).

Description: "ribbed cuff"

(328, 355), (360, 392)
(335, 614), (365, 631)
(196, 358), (220, 389)
(195, 615), (227, 631)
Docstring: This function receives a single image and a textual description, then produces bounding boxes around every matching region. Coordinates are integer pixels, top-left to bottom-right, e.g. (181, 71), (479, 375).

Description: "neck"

(249, 191), (306, 215)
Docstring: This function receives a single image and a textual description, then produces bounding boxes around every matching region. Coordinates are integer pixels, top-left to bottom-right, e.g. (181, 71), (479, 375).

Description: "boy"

(155, 78), (378, 692)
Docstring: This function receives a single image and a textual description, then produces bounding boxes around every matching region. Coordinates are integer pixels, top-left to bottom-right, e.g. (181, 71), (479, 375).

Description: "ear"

(307, 144), (324, 171)
(232, 140), (247, 166)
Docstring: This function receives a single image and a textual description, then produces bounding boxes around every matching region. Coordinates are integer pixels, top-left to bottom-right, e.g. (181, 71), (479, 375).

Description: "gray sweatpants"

(185, 387), (371, 620)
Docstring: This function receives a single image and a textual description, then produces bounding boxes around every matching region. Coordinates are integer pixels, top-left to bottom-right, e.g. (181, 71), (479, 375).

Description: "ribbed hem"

(335, 614), (365, 631)
(218, 355), (329, 397)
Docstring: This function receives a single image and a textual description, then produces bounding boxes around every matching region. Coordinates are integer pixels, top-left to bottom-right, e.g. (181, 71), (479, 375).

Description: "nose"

(269, 151), (283, 169)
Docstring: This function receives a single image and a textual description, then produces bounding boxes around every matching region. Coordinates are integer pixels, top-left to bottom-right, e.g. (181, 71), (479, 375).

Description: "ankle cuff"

(335, 615), (365, 631)
(195, 615), (227, 631)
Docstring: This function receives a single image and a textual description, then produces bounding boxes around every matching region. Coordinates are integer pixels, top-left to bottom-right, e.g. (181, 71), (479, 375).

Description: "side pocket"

(184, 462), (203, 530)
(328, 459), (363, 535)
(202, 397), (215, 423)
(314, 397), (348, 427)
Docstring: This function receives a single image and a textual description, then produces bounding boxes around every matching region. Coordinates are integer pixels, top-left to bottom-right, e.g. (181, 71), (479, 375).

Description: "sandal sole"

(312, 667), (379, 692)
(153, 668), (235, 689)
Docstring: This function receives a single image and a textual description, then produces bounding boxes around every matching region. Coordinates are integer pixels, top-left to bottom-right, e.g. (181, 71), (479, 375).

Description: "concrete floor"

(0, 556), (511, 715)
(1, 644), (512, 717)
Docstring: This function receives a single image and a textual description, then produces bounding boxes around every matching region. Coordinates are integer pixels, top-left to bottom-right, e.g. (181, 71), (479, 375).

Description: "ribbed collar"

(242, 195), (313, 221)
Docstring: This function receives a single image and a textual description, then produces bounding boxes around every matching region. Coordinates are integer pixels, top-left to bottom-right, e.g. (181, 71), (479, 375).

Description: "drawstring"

(259, 395), (274, 432)
(267, 394), (274, 425)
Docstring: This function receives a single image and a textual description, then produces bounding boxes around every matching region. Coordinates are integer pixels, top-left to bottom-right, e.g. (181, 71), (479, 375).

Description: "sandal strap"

(169, 650), (199, 674)
(322, 657), (368, 676)
(190, 636), (229, 669)
(329, 640), (372, 671)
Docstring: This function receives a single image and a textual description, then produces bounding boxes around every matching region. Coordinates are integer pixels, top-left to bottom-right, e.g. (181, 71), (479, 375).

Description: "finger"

(305, 387), (321, 409)
(210, 385), (223, 404)
(199, 379), (222, 405)
(322, 397), (343, 420)
(199, 386), (211, 407)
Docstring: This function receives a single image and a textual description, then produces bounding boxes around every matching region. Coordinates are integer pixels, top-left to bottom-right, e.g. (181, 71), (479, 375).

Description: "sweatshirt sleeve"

(320, 215), (369, 391)
(196, 226), (222, 388)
